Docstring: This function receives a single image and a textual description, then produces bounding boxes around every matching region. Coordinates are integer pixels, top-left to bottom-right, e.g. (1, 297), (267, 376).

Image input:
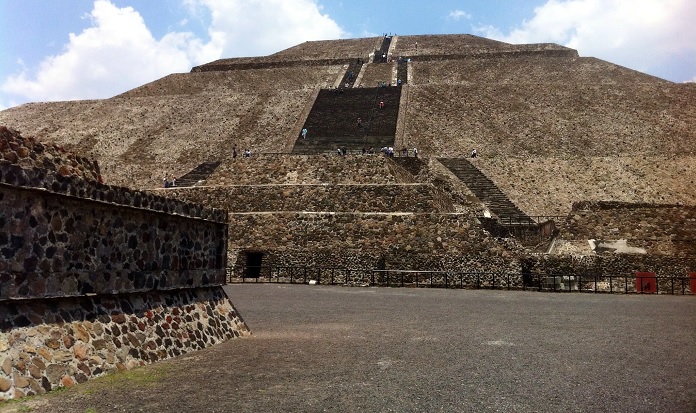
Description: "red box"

(635, 272), (657, 293)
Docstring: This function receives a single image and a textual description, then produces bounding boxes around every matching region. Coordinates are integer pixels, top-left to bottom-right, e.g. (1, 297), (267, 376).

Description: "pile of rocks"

(0, 126), (101, 183)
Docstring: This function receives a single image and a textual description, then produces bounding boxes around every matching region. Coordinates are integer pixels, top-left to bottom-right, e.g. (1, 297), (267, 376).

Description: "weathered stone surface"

(60, 375), (75, 387)
(0, 286), (249, 400)
(0, 378), (10, 392)
(73, 344), (89, 361)
(0, 184), (227, 301)
(45, 339), (61, 350)
(1, 357), (12, 375)
(45, 364), (67, 383)
(37, 347), (52, 362)
(91, 339), (107, 350)
(53, 351), (73, 363)
(12, 372), (29, 389)
(72, 324), (90, 342)
(28, 363), (42, 379)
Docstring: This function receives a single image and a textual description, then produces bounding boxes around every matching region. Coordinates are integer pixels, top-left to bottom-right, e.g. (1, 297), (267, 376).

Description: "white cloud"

(448, 10), (472, 21)
(1, 0), (345, 105)
(475, 0), (696, 82)
(2, 0), (211, 102)
(188, 0), (345, 57)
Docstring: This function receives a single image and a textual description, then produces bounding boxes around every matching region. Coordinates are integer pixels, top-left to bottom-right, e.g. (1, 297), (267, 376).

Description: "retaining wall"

(226, 211), (523, 272)
(0, 128), (248, 400)
(205, 154), (406, 186)
(561, 201), (696, 256)
(158, 183), (454, 213)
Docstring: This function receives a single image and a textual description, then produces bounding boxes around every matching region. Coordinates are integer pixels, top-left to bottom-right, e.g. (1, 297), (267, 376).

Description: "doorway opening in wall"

(245, 251), (264, 278)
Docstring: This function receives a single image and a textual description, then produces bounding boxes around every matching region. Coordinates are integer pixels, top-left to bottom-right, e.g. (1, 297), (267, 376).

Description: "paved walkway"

(3, 285), (695, 412)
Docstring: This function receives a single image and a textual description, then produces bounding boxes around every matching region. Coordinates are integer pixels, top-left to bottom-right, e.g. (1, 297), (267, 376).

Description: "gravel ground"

(3, 285), (695, 413)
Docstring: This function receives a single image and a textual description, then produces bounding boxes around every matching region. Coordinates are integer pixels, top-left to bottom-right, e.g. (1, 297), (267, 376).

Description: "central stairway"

(292, 86), (401, 154)
(438, 158), (533, 224)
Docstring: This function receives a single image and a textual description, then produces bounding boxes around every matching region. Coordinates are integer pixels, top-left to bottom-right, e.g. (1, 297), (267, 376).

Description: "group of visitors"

(377, 79), (403, 87)
(232, 146), (252, 158)
(334, 146), (418, 157)
(377, 146), (418, 157)
(162, 173), (176, 188)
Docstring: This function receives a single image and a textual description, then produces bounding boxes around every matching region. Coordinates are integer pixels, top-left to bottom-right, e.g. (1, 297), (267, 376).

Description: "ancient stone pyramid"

(2, 34), (695, 275)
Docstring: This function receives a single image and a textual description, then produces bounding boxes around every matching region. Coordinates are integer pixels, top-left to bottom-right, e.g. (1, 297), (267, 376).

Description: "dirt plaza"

(2, 284), (695, 413)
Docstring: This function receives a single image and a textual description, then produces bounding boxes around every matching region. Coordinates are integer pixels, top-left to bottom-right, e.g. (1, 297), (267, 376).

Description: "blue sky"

(1, 0), (694, 110)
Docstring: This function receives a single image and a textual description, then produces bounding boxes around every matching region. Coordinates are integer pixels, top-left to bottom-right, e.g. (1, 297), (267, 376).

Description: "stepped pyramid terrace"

(2, 33), (696, 289)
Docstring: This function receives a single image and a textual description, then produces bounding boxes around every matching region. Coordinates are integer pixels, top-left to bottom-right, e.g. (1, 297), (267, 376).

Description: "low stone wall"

(206, 154), (404, 186)
(560, 201), (696, 256)
(0, 287), (248, 399)
(1, 129), (247, 400)
(1, 184), (227, 300)
(526, 254), (695, 293)
(0, 161), (224, 223)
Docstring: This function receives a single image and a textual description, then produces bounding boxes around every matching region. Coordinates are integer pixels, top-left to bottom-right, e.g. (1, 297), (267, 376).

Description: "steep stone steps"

(438, 158), (533, 223)
(338, 59), (365, 88)
(397, 58), (408, 84)
(292, 86), (401, 154)
(174, 161), (221, 187)
(374, 36), (392, 63)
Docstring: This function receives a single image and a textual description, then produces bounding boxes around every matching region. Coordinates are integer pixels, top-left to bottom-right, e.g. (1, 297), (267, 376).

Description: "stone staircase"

(338, 59), (364, 88)
(374, 36), (392, 63)
(292, 86), (401, 154)
(397, 58), (408, 84)
(174, 161), (221, 187)
(438, 158), (533, 224)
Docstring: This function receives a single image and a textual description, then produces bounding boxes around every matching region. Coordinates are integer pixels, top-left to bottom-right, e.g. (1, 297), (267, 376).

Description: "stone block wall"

(526, 254), (695, 293)
(0, 287), (248, 399)
(226, 211), (523, 272)
(561, 201), (696, 256)
(0, 128), (248, 400)
(475, 155), (696, 217)
(157, 183), (455, 213)
(231, 248), (521, 287)
(404, 51), (695, 160)
(206, 154), (406, 186)
(0, 185), (227, 300)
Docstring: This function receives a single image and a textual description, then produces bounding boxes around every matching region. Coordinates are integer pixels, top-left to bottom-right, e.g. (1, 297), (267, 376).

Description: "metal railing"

(226, 266), (695, 295)
(496, 215), (567, 225)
